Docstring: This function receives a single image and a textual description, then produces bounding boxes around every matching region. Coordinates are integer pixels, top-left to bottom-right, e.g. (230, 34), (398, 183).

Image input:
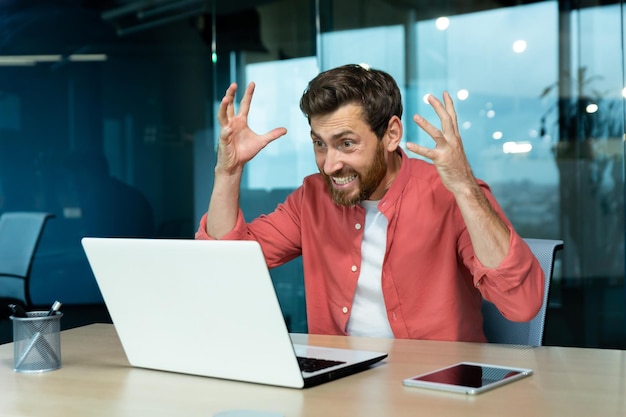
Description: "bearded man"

(196, 64), (543, 342)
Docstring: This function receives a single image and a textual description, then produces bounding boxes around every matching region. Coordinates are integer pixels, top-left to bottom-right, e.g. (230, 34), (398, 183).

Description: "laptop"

(80, 237), (387, 389)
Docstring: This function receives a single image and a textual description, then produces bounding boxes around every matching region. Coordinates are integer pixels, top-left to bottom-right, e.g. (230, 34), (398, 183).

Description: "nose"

(323, 148), (343, 175)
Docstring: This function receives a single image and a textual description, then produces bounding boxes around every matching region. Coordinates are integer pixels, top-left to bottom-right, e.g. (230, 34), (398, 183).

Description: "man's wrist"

(214, 164), (243, 178)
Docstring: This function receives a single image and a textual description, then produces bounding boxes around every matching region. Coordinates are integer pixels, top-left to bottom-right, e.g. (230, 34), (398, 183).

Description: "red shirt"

(196, 149), (544, 342)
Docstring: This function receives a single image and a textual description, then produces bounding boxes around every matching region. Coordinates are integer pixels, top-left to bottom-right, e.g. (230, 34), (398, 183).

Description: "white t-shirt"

(345, 200), (394, 338)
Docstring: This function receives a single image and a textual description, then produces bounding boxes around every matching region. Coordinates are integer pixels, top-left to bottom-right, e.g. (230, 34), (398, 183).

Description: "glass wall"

(0, 0), (624, 347)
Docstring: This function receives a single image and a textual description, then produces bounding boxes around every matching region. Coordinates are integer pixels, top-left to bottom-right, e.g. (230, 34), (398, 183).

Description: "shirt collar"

(377, 147), (410, 212)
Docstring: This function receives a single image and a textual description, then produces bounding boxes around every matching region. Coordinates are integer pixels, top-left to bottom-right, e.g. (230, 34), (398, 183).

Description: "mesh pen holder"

(11, 311), (63, 373)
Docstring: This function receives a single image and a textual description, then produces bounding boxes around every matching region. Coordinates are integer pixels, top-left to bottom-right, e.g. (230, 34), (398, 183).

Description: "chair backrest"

(482, 238), (564, 346)
(0, 212), (54, 306)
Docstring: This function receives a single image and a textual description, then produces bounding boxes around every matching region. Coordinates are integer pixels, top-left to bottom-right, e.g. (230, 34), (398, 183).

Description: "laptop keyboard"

(297, 356), (346, 373)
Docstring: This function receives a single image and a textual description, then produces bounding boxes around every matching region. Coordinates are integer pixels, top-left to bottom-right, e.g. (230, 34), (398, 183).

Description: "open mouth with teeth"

(331, 174), (357, 186)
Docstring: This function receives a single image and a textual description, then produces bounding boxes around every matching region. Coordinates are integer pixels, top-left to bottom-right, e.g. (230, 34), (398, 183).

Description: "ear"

(383, 115), (403, 151)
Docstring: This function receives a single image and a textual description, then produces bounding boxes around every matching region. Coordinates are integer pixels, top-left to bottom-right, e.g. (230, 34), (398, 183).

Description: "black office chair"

(482, 238), (564, 346)
(0, 212), (54, 319)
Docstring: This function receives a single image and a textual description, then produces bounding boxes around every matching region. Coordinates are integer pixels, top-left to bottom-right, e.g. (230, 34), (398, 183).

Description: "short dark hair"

(299, 64), (403, 140)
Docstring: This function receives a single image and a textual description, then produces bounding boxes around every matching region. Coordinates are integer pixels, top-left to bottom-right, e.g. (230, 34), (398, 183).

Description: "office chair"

(0, 212), (54, 319)
(482, 238), (564, 346)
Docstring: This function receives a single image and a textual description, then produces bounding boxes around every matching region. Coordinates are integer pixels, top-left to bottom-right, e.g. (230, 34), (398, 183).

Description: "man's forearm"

(454, 183), (511, 268)
(206, 168), (243, 239)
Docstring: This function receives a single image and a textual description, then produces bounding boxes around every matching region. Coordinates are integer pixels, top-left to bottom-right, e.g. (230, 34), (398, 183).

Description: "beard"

(322, 141), (388, 206)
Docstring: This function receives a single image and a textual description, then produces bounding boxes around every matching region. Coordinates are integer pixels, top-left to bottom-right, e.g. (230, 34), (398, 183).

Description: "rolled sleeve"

(472, 226), (526, 291)
(194, 210), (249, 240)
(473, 228), (545, 322)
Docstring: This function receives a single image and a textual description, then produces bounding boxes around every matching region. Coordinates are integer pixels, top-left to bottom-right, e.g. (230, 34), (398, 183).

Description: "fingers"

(217, 82), (256, 128)
(226, 83), (239, 120)
(442, 91), (460, 137)
(413, 92), (462, 145)
(413, 113), (445, 147)
(406, 141), (435, 160)
(260, 127), (288, 147)
(238, 82), (255, 117)
(426, 93), (455, 137)
(217, 83), (237, 126)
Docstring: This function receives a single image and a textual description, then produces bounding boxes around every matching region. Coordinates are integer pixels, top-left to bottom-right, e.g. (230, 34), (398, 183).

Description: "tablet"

(402, 362), (533, 395)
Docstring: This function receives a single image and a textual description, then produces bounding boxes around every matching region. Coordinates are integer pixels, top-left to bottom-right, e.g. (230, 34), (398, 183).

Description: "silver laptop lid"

(81, 238), (305, 388)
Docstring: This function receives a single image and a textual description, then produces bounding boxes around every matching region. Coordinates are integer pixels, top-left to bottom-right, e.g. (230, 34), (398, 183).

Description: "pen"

(47, 301), (62, 316)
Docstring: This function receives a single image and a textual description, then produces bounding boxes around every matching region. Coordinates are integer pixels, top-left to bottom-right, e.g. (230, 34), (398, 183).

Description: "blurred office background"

(0, 0), (624, 348)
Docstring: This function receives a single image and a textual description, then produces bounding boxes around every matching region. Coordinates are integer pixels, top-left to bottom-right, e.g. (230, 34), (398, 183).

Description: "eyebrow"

(310, 129), (356, 142)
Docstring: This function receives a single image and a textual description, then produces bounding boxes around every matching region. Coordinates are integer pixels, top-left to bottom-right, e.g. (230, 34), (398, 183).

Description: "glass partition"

(225, 0), (625, 344)
(0, 0), (624, 346)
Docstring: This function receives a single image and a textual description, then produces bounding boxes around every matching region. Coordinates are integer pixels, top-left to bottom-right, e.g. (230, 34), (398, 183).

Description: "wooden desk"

(0, 324), (624, 417)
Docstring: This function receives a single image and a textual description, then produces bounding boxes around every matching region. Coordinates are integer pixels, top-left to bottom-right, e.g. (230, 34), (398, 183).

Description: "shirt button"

(351, 265), (358, 272)
(342, 306), (349, 314)
(355, 223), (362, 230)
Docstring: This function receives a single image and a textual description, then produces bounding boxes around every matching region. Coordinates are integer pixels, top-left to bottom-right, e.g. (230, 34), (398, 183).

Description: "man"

(196, 64), (543, 342)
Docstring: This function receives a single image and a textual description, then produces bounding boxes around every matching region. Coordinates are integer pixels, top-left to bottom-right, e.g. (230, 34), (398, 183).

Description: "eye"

(312, 139), (326, 149)
(340, 140), (355, 150)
